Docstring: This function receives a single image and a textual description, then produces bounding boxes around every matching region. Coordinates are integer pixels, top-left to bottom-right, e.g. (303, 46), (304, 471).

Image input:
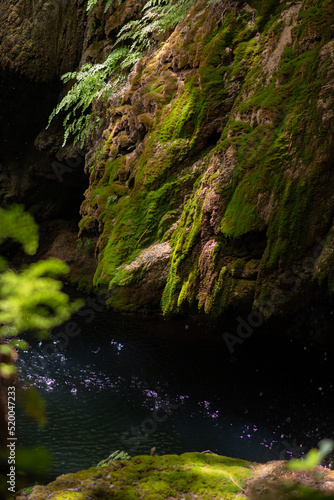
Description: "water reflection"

(16, 307), (334, 478)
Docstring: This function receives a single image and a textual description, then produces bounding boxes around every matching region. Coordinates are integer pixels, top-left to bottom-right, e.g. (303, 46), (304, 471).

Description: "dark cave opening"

(0, 69), (88, 222)
(0, 67), (66, 159)
(205, 130), (222, 149)
(0, 68), (91, 270)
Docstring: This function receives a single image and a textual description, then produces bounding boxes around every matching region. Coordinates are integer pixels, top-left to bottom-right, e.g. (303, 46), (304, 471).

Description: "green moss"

(159, 82), (199, 143)
(177, 266), (199, 309)
(51, 493), (86, 500)
(265, 178), (315, 269)
(168, 0), (332, 312)
(31, 453), (253, 500)
(161, 193), (204, 315)
(230, 259), (247, 277)
(137, 113), (155, 130)
(78, 214), (95, 232)
(109, 263), (144, 288)
(220, 178), (265, 238)
(93, 178), (181, 289)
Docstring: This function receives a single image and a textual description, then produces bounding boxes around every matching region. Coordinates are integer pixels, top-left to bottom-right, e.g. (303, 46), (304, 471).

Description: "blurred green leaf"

(318, 439), (334, 460)
(10, 339), (29, 351)
(0, 259), (83, 338)
(21, 386), (47, 427)
(0, 205), (39, 255)
(288, 449), (320, 470)
(0, 344), (12, 355)
(15, 448), (51, 477)
(0, 363), (16, 378)
(0, 206), (84, 498)
(288, 439), (334, 471)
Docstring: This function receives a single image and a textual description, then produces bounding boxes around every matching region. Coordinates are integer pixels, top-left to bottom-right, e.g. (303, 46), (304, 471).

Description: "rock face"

(0, 0), (86, 82)
(2, 0), (334, 321)
(0, 0), (87, 215)
(107, 242), (172, 312)
(78, 0), (334, 319)
(0, 0), (95, 282)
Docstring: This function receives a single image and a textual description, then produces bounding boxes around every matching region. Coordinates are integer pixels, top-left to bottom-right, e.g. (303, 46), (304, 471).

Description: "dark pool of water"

(16, 294), (334, 479)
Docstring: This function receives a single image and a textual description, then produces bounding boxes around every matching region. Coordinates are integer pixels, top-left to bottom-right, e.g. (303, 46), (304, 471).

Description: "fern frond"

(86, 0), (99, 13)
(104, 0), (114, 11)
(50, 0), (197, 145)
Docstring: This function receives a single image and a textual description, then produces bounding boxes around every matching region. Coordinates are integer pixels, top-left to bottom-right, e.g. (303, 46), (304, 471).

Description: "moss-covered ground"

(17, 453), (252, 500)
(17, 452), (334, 500)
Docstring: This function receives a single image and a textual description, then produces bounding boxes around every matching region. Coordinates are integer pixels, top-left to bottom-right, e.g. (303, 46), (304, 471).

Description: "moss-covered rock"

(16, 453), (334, 500)
(78, 0), (334, 320)
(17, 453), (252, 500)
(107, 242), (171, 312)
(3, 0), (334, 322)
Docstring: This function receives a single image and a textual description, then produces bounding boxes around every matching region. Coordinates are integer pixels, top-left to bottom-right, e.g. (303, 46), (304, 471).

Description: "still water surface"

(16, 297), (334, 479)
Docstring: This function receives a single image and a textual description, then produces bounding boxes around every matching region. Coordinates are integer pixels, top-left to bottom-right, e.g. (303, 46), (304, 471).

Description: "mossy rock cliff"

(62, 0), (334, 319)
(2, 0), (334, 321)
